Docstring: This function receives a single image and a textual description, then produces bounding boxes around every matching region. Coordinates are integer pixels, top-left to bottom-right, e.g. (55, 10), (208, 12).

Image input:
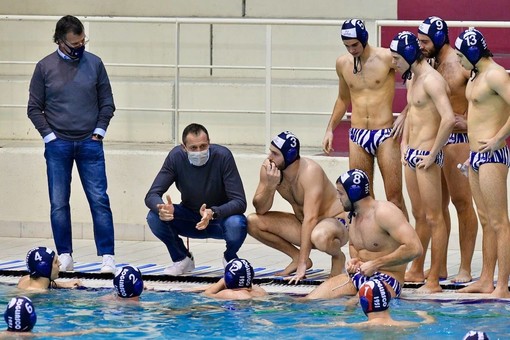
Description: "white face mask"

(187, 149), (209, 166)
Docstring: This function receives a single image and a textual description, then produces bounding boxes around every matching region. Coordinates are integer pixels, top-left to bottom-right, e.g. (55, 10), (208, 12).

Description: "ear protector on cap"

(4, 296), (37, 332)
(455, 28), (488, 68)
(337, 169), (370, 203)
(224, 258), (254, 289)
(359, 279), (391, 315)
(271, 131), (300, 169)
(418, 16), (448, 50)
(341, 19), (369, 47)
(113, 265), (144, 298)
(26, 247), (55, 279)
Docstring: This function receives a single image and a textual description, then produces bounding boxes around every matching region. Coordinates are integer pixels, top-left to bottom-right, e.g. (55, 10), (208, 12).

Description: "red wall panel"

(398, 0), (510, 21)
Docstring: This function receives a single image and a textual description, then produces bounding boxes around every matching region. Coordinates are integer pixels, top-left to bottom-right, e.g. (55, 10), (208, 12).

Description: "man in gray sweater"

(27, 15), (116, 273)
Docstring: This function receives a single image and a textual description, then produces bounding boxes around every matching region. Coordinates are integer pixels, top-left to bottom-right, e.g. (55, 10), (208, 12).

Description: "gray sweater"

(145, 144), (247, 218)
(27, 51), (115, 141)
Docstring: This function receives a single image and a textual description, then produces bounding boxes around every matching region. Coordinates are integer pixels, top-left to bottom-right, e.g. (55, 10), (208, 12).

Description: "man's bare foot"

(329, 252), (346, 277)
(405, 270), (425, 283)
(451, 269), (472, 284)
(491, 286), (510, 298)
(416, 281), (442, 294)
(276, 258), (313, 276)
(424, 268), (448, 280)
(457, 280), (494, 294)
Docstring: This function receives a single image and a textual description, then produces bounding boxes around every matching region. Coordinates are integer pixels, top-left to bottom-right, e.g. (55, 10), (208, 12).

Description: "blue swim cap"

(224, 258), (254, 289)
(4, 296), (37, 332)
(359, 279), (391, 316)
(390, 31), (421, 65)
(271, 131), (300, 169)
(341, 19), (369, 47)
(337, 169), (370, 203)
(26, 247), (55, 279)
(455, 28), (489, 69)
(418, 16), (449, 50)
(390, 31), (421, 82)
(113, 265), (144, 298)
(463, 331), (490, 340)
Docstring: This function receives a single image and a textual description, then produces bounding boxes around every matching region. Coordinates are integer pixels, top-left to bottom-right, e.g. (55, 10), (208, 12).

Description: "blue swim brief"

(349, 128), (393, 157)
(445, 132), (469, 146)
(350, 271), (402, 297)
(469, 145), (510, 173)
(405, 147), (444, 170)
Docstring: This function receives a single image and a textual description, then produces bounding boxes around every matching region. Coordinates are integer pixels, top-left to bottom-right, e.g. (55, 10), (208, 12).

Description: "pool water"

(1, 283), (508, 339)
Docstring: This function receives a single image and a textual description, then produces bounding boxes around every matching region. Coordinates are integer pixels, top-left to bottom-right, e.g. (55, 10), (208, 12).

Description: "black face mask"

(62, 41), (85, 60)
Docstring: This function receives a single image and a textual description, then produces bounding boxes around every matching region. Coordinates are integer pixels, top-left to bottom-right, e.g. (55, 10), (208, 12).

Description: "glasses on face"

(62, 35), (89, 49)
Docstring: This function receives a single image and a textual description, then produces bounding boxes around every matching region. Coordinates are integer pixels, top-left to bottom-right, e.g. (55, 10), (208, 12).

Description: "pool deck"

(0, 235), (487, 292)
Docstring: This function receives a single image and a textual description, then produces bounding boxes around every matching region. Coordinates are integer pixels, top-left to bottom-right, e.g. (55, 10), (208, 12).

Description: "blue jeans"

(146, 204), (247, 262)
(44, 138), (115, 256)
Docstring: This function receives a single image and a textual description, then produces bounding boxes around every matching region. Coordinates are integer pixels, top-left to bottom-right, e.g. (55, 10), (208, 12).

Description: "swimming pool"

(1, 283), (507, 339)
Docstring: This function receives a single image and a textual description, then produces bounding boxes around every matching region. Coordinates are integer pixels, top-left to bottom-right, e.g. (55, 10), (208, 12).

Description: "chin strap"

(353, 57), (362, 74)
(348, 211), (356, 223)
(470, 67), (479, 81)
(401, 68), (413, 84)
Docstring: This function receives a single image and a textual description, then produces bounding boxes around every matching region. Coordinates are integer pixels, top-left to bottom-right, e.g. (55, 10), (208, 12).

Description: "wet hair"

(53, 15), (84, 44)
(182, 123), (210, 145)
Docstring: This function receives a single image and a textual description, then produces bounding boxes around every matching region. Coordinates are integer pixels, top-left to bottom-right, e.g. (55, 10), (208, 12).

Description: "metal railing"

(1, 16), (509, 149)
(0, 15), (342, 150)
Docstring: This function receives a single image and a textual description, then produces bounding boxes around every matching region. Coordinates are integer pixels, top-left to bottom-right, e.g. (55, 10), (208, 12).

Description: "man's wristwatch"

(211, 208), (218, 220)
(92, 133), (103, 140)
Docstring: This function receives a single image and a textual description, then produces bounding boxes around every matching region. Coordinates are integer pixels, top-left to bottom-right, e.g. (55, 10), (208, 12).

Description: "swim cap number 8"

(338, 169), (370, 203)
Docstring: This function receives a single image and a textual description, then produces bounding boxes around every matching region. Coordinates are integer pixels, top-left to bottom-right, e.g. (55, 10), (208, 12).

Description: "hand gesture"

(196, 203), (212, 230)
(157, 194), (174, 221)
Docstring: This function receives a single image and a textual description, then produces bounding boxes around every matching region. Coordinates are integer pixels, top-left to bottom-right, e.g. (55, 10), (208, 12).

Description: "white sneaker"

(164, 254), (195, 275)
(59, 253), (74, 272)
(101, 255), (116, 273)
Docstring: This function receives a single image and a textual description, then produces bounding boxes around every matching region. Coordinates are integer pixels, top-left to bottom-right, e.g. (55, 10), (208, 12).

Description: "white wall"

(0, 11), (389, 146)
(0, 142), (354, 242)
